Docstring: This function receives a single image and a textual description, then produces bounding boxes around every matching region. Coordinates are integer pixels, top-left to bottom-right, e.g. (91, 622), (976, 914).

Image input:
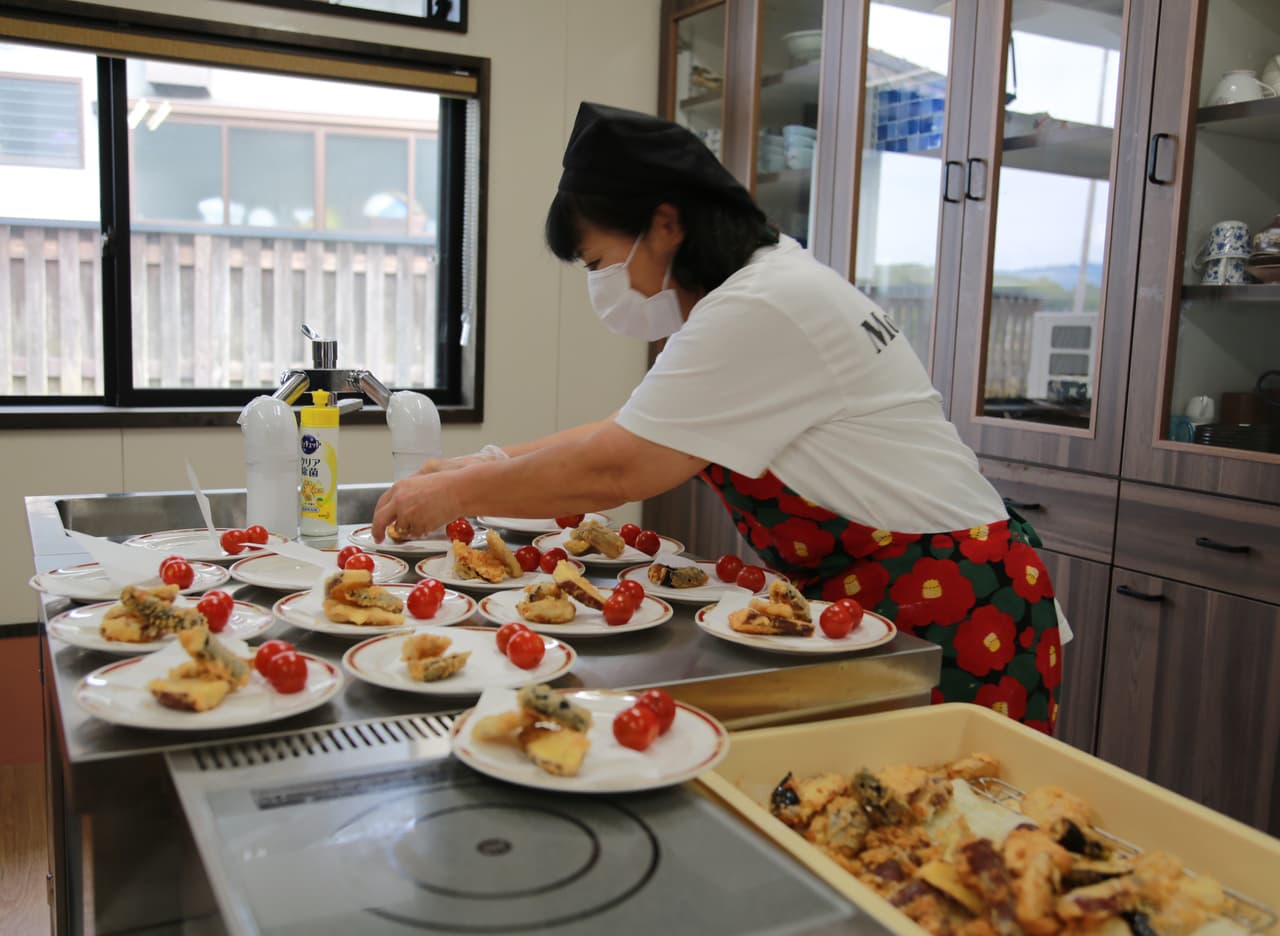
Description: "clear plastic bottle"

(238, 396), (299, 537)
(386, 390), (442, 481)
(299, 389), (339, 536)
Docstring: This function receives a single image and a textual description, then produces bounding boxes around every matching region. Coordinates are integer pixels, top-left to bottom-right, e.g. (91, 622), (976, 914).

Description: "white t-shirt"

(616, 236), (1008, 534)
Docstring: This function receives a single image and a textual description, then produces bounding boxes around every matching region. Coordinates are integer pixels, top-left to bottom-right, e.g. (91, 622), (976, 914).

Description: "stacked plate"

(1193, 422), (1279, 453)
(1245, 250), (1280, 283)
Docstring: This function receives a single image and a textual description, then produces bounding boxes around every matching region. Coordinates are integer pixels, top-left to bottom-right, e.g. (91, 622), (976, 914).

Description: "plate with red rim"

(475, 513), (609, 535)
(450, 687), (730, 794)
(346, 525), (487, 556)
(229, 549), (408, 591)
(74, 637), (342, 731)
(29, 561), (230, 603)
(47, 597), (274, 655)
(122, 528), (289, 563)
(531, 530), (684, 567)
(615, 561), (785, 605)
(477, 587), (674, 637)
(272, 583), (477, 637)
(342, 625), (575, 696)
(694, 600), (897, 655)
(414, 555), (587, 594)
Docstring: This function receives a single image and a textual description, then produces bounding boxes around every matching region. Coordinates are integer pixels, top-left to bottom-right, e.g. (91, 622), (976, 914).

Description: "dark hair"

(545, 189), (779, 294)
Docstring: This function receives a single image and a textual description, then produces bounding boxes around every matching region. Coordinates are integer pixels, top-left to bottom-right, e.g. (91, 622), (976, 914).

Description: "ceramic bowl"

(782, 30), (822, 64)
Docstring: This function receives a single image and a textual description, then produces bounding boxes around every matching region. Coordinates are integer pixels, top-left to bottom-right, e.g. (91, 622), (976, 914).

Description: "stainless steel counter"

(26, 486), (941, 934)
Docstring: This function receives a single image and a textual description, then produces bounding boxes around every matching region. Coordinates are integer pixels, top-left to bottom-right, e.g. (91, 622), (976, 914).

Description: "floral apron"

(699, 465), (1062, 734)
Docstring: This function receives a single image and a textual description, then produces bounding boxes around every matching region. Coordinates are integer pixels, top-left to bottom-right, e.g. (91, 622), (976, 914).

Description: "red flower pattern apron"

(699, 465), (1062, 733)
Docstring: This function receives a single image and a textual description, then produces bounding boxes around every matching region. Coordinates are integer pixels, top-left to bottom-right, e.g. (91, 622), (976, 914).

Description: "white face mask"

(586, 234), (685, 341)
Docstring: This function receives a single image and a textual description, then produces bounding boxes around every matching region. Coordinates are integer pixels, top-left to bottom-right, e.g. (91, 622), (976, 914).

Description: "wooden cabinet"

(1039, 549), (1110, 754)
(1098, 569), (1280, 837)
(979, 458), (1118, 564)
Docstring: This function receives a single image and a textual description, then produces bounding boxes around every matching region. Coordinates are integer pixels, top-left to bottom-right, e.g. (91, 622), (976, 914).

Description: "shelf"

(755, 168), (812, 203)
(1000, 124), (1114, 181)
(1181, 284), (1280, 303)
(1197, 97), (1280, 143)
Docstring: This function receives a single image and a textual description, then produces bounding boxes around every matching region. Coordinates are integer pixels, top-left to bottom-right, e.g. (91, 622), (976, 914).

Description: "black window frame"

(0, 0), (488, 422)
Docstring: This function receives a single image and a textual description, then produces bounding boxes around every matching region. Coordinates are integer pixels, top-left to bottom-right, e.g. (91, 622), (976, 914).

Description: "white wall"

(2, 0), (660, 626)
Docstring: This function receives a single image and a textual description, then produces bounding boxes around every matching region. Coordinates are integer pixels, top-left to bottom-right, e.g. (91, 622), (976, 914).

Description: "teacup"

(1197, 219), (1251, 260)
(1261, 55), (1280, 95)
(1201, 255), (1250, 285)
(1209, 69), (1277, 106)
(1168, 415), (1196, 443)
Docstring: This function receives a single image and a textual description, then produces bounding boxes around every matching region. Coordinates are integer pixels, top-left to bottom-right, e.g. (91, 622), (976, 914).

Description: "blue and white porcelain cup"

(1201, 255), (1250, 285)
(1206, 219), (1251, 257)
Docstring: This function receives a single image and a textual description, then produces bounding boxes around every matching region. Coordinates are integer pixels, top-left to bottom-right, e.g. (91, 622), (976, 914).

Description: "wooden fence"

(1, 224), (438, 396)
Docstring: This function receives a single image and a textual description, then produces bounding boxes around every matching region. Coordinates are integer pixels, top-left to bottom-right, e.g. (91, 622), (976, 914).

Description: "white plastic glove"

(414, 444), (508, 476)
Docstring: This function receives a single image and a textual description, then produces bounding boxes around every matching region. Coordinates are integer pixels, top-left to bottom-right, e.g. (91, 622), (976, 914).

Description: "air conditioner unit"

(145, 61), (212, 92)
(1026, 311), (1097, 404)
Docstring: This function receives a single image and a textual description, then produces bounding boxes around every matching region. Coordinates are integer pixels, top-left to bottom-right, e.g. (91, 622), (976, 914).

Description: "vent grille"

(191, 714), (456, 771)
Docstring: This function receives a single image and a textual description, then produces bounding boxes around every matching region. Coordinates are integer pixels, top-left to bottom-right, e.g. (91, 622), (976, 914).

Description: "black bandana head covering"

(558, 101), (755, 210)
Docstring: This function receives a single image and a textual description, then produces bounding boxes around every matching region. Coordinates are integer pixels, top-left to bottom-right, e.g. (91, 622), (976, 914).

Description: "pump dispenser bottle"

(387, 390), (442, 481)
(300, 389), (339, 536)
(238, 396), (299, 537)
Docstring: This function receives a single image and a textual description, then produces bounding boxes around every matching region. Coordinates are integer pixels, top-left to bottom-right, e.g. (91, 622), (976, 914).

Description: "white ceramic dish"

(414, 555), (586, 594)
(229, 550), (407, 591)
(342, 625), (575, 696)
(451, 688), (730, 794)
(615, 561), (783, 606)
(477, 587), (674, 637)
(272, 583), (477, 637)
(122, 528), (289, 563)
(48, 597), (274, 655)
(694, 601), (896, 655)
(346, 525), (486, 556)
(29, 561), (230, 603)
(475, 513), (608, 535)
(531, 530), (684, 568)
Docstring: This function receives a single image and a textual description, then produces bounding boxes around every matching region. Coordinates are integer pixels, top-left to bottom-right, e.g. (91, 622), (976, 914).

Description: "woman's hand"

(414, 444), (508, 476)
(371, 473), (464, 543)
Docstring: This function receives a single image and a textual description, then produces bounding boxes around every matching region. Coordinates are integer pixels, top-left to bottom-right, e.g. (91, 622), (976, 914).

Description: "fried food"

(518, 683), (593, 731)
(385, 521), (412, 543)
(400, 632), (469, 681)
(517, 723), (590, 776)
(516, 587), (577, 624)
(728, 596), (815, 637)
(176, 626), (251, 687)
(551, 560), (607, 609)
(768, 580), (811, 622)
(101, 584), (207, 642)
(472, 684), (592, 777)
(647, 563), (709, 588)
(323, 568), (405, 627)
(147, 625), (252, 712)
(485, 529), (524, 578)
(566, 520), (626, 559)
(146, 677), (231, 712)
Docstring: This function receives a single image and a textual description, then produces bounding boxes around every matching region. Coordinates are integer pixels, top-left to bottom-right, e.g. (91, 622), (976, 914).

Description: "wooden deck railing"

(1, 223), (438, 396)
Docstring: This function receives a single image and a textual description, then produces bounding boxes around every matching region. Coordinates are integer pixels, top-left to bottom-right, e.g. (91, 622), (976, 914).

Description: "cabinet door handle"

(1116, 584), (1164, 602)
(1002, 497), (1042, 511)
(964, 157), (987, 200)
(1146, 132), (1173, 184)
(1194, 536), (1251, 555)
(942, 160), (964, 203)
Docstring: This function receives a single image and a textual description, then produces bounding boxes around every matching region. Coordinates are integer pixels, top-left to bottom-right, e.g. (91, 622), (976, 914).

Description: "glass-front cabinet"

(669, 3), (726, 160)
(1124, 0), (1280, 501)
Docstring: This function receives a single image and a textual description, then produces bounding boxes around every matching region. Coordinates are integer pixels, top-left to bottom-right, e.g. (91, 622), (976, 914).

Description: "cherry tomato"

(736, 565), (766, 593)
(634, 530), (661, 556)
(819, 603), (855, 639)
(515, 546), (542, 573)
(612, 579), (646, 610)
(344, 552), (376, 573)
(254, 639), (294, 677)
(539, 548), (568, 575)
(619, 523), (641, 547)
(834, 598), (864, 628)
(159, 555), (185, 574)
(161, 559), (195, 589)
(637, 688), (676, 734)
(266, 650), (308, 694)
(336, 546), (363, 568)
(613, 704), (660, 751)
(407, 580), (445, 619)
(196, 590), (234, 633)
(602, 592), (635, 627)
(554, 514), (585, 529)
(219, 529), (248, 555)
(496, 622), (529, 654)
(715, 554), (744, 583)
(445, 518), (475, 543)
(244, 524), (270, 546)
(506, 629), (546, 669)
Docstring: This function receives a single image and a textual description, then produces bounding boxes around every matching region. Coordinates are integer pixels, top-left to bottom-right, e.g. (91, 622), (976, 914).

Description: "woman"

(373, 102), (1064, 732)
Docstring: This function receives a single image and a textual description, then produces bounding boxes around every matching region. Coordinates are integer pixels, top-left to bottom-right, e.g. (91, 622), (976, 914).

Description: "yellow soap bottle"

(299, 389), (339, 536)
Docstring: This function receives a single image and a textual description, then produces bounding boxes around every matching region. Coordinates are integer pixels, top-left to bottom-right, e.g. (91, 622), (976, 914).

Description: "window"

(0, 18), (485, 412)
(0, 72), (83, 168)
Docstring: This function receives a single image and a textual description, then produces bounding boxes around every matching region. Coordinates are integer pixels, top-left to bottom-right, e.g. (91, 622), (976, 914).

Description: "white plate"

(695, 601), (897, 655)
(346, 525), (487, 556)
(47, 597), (274, 655)
(414, 555), (587, 594)
(451, 688), (730, 794)
(477, 587), (673, 637)
(75, 639), (342, 731)
(342, 625), (575, 696)
(615, 561), (785, 606)
(272, 584), (477, 637)
(531, 530), (684, 567)
(122, 528), (289, 563)
(475, 513), (608, 535)
(29, 562), (230, 603)
(229, 550), (408, 591)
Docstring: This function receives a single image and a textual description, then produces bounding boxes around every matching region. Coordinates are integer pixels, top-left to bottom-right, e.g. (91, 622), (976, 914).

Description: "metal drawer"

(1115, 482), (1280, 606)
(979, 458), (1118, 563)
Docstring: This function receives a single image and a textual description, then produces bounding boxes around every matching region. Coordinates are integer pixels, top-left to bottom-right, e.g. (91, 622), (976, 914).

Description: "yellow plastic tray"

(698, 703), (1280, 934)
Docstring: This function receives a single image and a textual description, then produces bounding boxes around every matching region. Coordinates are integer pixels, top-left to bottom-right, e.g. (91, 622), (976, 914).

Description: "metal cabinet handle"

(1194, 536), (1251, 555)
(1146, 132), (1173, 184)
(1002, 497), (1042, 511)
(1116, 584), (1164, 602)
(942, 160), (964, 203)
(964, 157), (987, 201)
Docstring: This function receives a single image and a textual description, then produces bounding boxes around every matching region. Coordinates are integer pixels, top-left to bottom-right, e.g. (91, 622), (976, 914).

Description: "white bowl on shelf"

(782, 30), (822, 64)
